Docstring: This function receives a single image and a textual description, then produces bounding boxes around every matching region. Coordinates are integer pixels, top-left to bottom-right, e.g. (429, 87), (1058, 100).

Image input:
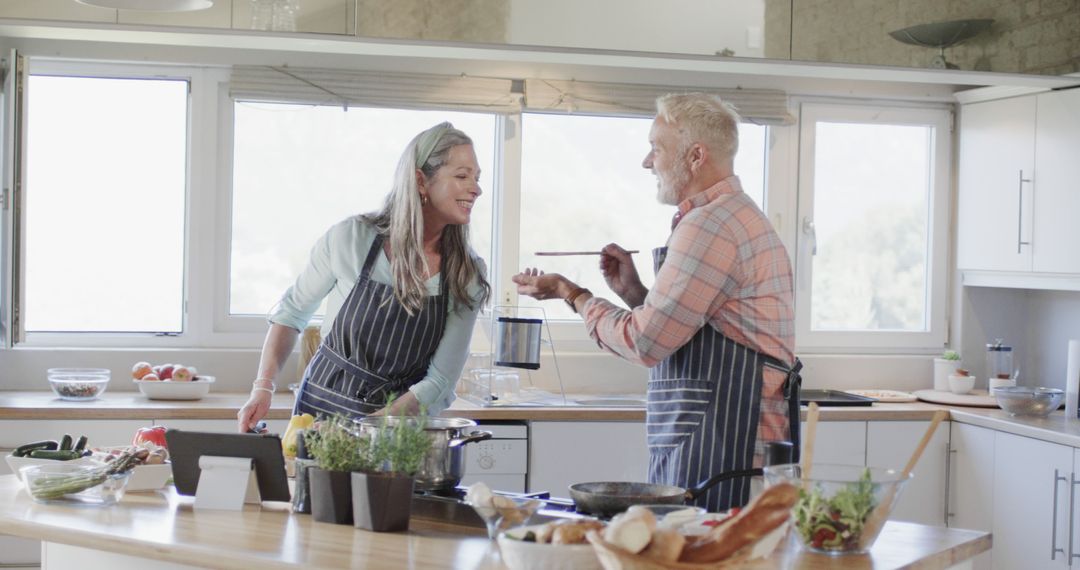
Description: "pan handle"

(448, 430), (493, 448)
(684, 468), (763, 501)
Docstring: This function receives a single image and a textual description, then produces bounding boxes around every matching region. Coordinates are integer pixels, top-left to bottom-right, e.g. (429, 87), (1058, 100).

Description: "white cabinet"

(802, 420), (866, 466)
(958, 90), (1080, 282)
(867, 421), (949, 527)
(957, 96), (1036, 272)
(528, 421), (647, 496)
(1032, 89), (1080, 274)
(947, 422), (994, 570)
(992, 431), (1072, 569)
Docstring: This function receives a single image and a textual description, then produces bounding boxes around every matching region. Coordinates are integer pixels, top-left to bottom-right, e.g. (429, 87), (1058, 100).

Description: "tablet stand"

(194, 455), (262, 511)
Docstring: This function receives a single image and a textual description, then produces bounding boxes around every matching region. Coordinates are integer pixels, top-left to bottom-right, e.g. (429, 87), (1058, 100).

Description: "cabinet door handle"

(944, 446), (956, 524)
(1018, 169), (1032, 254)
(1071, 473), (1080, 563)
(1054, 469), (1067, 560)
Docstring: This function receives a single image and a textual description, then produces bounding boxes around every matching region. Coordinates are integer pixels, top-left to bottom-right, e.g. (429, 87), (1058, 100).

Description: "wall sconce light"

(889, 19), (994, 69)
(75, 0), (214, 11)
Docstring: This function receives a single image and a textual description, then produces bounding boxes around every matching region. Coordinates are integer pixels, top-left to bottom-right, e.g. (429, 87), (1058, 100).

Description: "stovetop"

(411, 486), (585, 529)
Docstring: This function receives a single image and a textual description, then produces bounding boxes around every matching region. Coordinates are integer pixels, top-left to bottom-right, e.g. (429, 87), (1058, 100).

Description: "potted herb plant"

(351, 414), (431, 532)
(305, 415), (364, 525)
(933, 350), (962, 392)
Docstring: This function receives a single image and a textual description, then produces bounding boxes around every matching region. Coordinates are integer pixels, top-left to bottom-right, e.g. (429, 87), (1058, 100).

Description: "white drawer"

(0, 534), (40, 566)
(0, 420), (147, 450)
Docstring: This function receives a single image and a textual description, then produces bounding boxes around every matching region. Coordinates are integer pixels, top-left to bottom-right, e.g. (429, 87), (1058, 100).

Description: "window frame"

(792, 101), (952, 353)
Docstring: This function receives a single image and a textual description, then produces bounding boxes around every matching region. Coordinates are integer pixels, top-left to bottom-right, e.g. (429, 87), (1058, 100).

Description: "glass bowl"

(763, 463), (911, 555)
(21, 463), (130, 505)
(47, 368), (111, 401)
(467, 496), (542, 539)
(992, 386), (1064, 417)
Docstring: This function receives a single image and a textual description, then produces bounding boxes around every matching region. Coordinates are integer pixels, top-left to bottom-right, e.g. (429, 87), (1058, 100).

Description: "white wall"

(507, 0), (766, 58)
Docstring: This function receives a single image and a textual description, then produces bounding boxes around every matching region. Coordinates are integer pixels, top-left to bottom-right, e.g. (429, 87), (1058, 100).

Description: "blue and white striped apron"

(647, 246), (800, 512)
(293, 234), (449, 418)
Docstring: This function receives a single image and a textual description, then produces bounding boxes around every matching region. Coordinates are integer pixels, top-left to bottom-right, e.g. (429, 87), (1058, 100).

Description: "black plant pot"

(310, 468), (353, 525)
(351, 472), (414, 532)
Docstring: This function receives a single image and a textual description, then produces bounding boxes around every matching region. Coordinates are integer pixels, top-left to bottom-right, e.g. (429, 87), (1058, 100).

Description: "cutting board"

(914, 389), (1000, 408)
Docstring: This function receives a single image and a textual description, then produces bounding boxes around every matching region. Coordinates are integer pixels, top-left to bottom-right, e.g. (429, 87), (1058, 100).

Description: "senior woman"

(237, 122), (490, 432)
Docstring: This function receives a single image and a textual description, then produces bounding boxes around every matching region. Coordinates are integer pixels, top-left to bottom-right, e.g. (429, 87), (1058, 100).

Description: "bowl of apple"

(131, 362), (215, 400)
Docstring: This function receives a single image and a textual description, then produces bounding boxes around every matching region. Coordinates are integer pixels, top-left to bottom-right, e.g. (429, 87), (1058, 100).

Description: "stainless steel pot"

(353, 416), (492, 491)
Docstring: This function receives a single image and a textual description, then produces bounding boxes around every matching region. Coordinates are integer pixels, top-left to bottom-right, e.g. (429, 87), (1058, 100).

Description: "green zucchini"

(58, 434), (73, 451)
(12, 440), (58, 457)
(73, 435), (89, 452)
(29, 449), (82, 461)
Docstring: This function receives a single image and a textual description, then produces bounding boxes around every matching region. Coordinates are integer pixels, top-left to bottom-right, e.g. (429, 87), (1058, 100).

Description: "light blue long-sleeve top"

(268, 216), (484, 414)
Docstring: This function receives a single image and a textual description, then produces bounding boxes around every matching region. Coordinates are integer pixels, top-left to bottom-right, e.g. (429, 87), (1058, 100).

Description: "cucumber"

(73, 435), (89, 452)
(29, 449), (82, 461)
(58, 434), (73, 451)
(12, 440), (58, 457)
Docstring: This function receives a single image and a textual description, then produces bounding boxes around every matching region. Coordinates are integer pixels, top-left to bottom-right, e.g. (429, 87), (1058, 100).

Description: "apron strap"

(763, 356), (803, 464)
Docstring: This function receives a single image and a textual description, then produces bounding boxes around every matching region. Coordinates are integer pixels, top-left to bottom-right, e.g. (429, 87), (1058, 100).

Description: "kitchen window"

(227, 102), (497, 324)
(794, 103), (951, 352)
(18, 66), (190, 338)
(516, 112), (768, 321)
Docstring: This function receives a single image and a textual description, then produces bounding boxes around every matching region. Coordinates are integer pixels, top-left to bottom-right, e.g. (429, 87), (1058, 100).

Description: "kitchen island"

(0, 475), (988, 570)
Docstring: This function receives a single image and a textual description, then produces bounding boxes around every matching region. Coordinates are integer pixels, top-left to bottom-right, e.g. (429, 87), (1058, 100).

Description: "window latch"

(802, 217), (817, 256)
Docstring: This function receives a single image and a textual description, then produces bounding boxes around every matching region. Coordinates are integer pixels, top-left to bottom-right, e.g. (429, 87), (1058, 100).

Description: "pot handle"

(684, 468), (763, 501)
(448, 430), (493, 448)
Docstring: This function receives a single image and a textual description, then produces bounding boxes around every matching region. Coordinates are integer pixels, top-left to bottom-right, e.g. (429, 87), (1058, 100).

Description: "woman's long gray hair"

(362, 123), (491, 315)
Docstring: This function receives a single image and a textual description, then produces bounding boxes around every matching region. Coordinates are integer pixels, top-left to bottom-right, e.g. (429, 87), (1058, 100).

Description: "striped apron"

(647, 246), (801, 512)
(293, 234), (449, 418)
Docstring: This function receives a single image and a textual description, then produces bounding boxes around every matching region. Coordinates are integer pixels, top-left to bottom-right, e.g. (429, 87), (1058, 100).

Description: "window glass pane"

(810, 122), (931, 332)
(518, 113), (766, 320)
(25, 76), (187, 332)
(230, 104), (495, 317)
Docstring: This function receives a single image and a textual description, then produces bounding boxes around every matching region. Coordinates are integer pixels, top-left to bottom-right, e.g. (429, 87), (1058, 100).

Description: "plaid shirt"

(583, 176), (795, 462)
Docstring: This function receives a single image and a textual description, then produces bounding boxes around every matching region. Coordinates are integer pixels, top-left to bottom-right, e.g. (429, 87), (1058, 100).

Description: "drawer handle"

(1054, 469), (1066, 560)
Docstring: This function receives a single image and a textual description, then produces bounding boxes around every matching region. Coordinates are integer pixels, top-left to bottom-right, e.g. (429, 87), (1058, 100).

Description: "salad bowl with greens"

(763, 463), (912, 554)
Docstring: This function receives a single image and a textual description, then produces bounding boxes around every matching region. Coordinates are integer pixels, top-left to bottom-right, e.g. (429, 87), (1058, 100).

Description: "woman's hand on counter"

(237, 390), (272, 433)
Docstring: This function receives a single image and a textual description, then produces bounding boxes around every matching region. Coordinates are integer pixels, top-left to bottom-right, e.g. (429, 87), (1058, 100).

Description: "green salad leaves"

(794, 467), (877, 552)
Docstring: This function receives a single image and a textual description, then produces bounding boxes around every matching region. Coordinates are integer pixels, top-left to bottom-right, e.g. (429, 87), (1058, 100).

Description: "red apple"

(172, 366), (193, 382)
(133, 426), (168, 449)
(158, 364), (175, 380)
(132, 361), (153, 380)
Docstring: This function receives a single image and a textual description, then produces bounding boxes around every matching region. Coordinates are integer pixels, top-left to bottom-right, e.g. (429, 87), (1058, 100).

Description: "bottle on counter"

(292, 430), (314, 514)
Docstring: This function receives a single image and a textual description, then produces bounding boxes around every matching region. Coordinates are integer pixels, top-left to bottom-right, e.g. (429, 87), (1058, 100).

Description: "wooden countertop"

(3, 391), (1079, 449)
(0, 475), (989, 569)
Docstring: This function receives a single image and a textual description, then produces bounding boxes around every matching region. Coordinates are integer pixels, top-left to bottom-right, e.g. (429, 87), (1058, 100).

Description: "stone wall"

(765, 0), (1080, 75)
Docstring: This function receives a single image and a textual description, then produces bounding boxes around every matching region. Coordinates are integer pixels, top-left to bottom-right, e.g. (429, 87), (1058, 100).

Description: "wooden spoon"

(801, 402), (820, 487)
(859, 410), (947, 548)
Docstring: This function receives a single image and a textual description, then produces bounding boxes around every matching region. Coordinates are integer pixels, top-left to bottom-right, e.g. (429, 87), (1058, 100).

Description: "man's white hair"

(655, 93), (740, 163)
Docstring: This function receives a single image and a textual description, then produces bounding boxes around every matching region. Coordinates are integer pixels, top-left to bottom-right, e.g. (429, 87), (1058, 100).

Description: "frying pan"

(569, 468), (760, 517)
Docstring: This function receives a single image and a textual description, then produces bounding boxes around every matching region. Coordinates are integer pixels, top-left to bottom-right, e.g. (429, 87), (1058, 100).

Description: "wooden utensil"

(801, 402), (820, 486)
(858, 410), (947, 548)
(534, 250), (640, 256)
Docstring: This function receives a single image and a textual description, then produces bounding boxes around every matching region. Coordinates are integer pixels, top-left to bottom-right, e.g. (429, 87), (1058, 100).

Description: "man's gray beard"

(655, 165), (689, 206)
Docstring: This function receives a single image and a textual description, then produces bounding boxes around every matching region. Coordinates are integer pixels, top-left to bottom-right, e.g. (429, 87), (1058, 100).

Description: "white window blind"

(229, 66), (522, 113)
(523, 78), (793, 125)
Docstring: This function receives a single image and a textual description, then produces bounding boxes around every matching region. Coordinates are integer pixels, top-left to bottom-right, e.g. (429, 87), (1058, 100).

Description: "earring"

(420, 194), (429, 205)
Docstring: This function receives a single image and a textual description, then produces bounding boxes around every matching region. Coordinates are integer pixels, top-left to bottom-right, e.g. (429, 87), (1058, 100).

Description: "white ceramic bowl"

(498, 524), (603, 570)
(47, 368), (111, 401)
(948, 374), (975, 395)
(133, 375), (215, 400)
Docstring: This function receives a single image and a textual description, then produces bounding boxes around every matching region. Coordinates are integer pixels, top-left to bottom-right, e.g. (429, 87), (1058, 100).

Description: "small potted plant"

(351, 414), (431, 532)
(305, 415), (364, 525)
(933, 350), (963, 392)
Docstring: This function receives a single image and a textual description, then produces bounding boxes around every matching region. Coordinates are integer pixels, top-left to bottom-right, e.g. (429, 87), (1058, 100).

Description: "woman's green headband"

(414, 122), (454, 169)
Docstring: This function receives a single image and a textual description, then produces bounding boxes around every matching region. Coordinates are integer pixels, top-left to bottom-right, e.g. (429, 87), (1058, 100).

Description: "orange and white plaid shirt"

(583, 175), (795, 461)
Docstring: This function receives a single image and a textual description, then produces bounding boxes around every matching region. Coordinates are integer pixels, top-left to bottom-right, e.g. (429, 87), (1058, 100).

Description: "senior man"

(513, 92), (800, 512)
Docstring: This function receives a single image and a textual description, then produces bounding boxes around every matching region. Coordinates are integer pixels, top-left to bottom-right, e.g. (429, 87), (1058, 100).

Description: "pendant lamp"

(75, 0), (214, 11)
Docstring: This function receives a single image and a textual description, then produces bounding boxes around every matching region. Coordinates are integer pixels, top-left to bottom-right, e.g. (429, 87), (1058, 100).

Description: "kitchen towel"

(1067, 339), (1080, 419)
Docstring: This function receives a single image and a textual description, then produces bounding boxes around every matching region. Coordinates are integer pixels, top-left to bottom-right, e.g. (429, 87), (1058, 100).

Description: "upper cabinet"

(958, 89), (1080, 287)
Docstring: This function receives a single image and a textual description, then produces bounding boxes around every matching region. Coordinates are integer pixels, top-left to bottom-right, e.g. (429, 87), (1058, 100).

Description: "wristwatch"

(564, 287), (590, 313)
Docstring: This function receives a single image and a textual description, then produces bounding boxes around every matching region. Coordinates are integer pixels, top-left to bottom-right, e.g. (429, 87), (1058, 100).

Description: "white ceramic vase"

(933, 358), (962, 391)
